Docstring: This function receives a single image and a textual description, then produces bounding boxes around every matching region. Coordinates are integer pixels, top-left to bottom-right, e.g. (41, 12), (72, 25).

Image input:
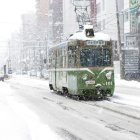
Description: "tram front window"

(80, 48), (111, 67)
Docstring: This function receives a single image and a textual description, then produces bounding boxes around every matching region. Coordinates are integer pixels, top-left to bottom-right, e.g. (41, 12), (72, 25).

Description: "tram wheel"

(57, 91), (63, 95)
(72, 95), (80, 101)
(62, 87), (69, 97)
(83, 96), (87, 101)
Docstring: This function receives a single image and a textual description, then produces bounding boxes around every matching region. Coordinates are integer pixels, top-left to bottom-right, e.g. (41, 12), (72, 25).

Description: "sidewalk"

(0, 82), (29, 140)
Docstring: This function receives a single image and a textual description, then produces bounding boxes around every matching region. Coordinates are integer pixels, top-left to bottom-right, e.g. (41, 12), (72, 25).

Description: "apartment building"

(96, 0), (118, 40)
(36, 0), (48, 40)
(47, 0), (63, 44)
(21, 13), (38, 72)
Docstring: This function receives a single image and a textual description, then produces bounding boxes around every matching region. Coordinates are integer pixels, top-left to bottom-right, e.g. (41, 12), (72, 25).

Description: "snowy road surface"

(0, 75), (140, 140)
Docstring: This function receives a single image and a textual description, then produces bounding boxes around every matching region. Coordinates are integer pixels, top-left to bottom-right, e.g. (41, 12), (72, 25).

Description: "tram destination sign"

(86, 40), (105, 46)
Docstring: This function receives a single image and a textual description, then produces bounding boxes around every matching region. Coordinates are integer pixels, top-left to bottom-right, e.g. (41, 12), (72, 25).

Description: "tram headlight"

(105, 71), (112, 80)
(82, 74), (88, 81)
(82, 74), (94, 81)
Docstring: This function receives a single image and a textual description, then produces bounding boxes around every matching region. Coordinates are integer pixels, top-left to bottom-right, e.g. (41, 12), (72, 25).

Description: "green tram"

(48, 29), (115, 100)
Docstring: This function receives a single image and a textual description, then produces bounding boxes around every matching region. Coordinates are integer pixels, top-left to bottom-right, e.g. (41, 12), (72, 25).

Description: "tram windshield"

(80, 48), (111, 67)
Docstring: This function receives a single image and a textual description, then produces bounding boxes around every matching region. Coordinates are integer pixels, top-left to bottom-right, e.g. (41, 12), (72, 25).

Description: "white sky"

(0, 0), (36, 40)
(0, 0), (36, 67)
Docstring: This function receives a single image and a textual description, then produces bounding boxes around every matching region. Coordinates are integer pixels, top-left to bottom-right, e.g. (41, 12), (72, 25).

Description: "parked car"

(22, 70), (27, 75)
(30, 70), (37, 76)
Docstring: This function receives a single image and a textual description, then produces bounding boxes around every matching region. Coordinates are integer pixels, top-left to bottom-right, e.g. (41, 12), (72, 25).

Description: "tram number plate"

(86, 80), (95, 84)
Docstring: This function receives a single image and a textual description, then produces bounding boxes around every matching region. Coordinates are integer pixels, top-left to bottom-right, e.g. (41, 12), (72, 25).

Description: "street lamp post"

(115, 0), (123, 79)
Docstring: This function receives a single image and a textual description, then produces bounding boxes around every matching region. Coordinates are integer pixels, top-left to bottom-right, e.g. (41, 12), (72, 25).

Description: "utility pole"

(115, 0), (123, 79)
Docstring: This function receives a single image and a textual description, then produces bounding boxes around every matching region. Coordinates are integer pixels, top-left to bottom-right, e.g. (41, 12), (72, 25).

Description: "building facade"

(90, 0), (97, 27)
(47, 0), (63, 45)
(21, 13), (38, 72)
(95, 0), (124, 62)
(36, 0), (49, 65)
(63, 0), (78, 39)
(47, 0), (93, 43)
(96, 0), (118, 40)
(122, 0), (140, 79)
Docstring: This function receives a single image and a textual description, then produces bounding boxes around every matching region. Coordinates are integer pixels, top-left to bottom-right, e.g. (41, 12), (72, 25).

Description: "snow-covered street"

(1, 0), (140, 139)
(0, 75), (140, 140)
(0, 78), (62, 140)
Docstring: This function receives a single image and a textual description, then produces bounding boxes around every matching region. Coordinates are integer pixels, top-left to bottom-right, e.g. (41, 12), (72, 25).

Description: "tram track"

(80, 99), (140, 120)
(43, 90), (140, 121)
(42, 88), (140, 120)
(9, 81), (140, 120)
(42, 94), (140, 138)
(7, 81), (140, 139)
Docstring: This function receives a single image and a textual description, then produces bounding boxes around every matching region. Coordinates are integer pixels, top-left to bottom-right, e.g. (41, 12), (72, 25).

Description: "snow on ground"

(112, 92), (140, 109)
(113, 78), (140, 108)
(115, 78), (140, 89)
(0, 82), (29, 140)
(1, 73), (140, 139)
(113, 61), (140, 108)
(9, 74), (140, 109)
(0, 81), (62, 140)
(9, 74), (49, 89)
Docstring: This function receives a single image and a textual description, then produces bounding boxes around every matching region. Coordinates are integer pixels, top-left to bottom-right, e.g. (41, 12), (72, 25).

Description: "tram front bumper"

(77, 88), (113, 97)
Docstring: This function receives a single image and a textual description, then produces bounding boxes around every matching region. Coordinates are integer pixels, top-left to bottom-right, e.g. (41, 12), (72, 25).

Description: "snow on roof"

(69, 31), (111, 41)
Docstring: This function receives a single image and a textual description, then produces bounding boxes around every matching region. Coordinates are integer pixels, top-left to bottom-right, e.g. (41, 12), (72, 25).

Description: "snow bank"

(0, 82), (28, 140)
(7, 97), (62, 140)
(114, 61), (140, 88)
(113, 77), (140, 109)
(0, 81), (12, 94)
(115, 78), (140, 89)
(112, 92), (140, 109)
(0, 81), (62, 140)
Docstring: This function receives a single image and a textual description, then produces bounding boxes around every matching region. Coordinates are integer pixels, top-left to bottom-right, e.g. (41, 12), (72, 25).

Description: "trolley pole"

(115, 0), (123, 79)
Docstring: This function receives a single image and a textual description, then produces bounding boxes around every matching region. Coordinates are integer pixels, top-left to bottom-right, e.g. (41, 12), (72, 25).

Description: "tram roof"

(69, 31), (111, 41)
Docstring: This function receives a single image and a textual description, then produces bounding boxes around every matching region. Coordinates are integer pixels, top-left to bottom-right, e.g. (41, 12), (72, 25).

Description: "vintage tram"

(48, 26), (115, 99)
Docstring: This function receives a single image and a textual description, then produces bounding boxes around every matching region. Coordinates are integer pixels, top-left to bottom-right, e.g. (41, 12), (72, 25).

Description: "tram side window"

(62, 48), (67, 68)
(49, 58), (52, 68)
(52, 50), (56, 68)
(68, 46), (77, 68)
(57, 48), (67, 68)
(56, 49), (59, 68)
(58, 48), (63, 68)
